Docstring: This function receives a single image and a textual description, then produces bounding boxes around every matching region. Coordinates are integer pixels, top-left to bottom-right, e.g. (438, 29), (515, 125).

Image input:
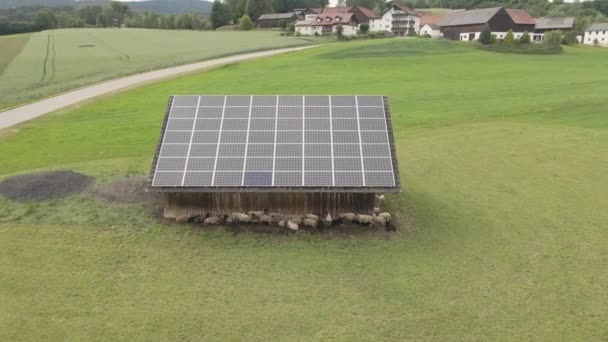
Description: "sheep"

(203, 215), (224, 226)
(287, 220), (299, 231)
(372, 214), (386, 227)
(278, 219), (287, 228)
(355, 213), (374, 226)
(268, 212), (283, 221)
(375, 194), (385, 207)
(305, 214), (319, 221)
(303, 218), (318, 229)
(378, 212), (391, 222)
(322, 212), (332, 227)
(339, 213), (356, 223)
(247, 209), (267, 218)
(289, 217), (303, 225)
(373, 207), (380, 214)
(259, 214), (274, 225)
(231, 212), (252, 223)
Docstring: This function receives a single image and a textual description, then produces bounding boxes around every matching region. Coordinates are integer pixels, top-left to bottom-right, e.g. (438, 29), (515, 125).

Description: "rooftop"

(535, 17), (575, 30)
(438, 7), (503, 27)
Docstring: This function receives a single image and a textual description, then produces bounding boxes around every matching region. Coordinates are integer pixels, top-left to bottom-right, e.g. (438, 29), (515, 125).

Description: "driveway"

(0, 45), (316, 130)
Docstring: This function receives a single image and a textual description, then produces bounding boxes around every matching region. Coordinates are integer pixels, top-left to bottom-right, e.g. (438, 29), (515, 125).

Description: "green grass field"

(1, 39), (608, 340)
(0, 33), (31, 75)
(0, 28), (316, 110)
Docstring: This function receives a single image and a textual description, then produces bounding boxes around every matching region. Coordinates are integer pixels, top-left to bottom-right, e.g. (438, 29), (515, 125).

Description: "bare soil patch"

(0, 170), (93, 202)
(94, 176), (160, 206)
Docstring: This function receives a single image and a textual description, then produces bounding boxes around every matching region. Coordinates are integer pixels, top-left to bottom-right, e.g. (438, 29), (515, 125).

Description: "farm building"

(533, 17), (575, 41)
(419, 24), (441, 38)
(148, 95), (400, 219)
(294, 6), (376, 36)
(256, 12), (298, 28)
(438, 7), (535, 41)
(584, 23), (608, 47)
(369, 4), (420, 37)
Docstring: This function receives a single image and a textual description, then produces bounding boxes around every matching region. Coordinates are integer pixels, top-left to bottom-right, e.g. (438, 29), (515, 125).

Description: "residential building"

(369, 4), (420, 37)
(584, 23), (608, 46)
(438, 7), (535, 41)
(419, 24), (441, 38)
(294, 6), (375, 36)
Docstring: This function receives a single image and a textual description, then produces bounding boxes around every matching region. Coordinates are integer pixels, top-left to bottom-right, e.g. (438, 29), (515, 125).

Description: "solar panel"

(150, 95), (399, 191)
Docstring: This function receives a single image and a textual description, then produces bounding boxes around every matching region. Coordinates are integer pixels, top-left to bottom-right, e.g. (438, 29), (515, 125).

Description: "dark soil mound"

(94, 176), (160, 205)
(0, 170), (93, 202)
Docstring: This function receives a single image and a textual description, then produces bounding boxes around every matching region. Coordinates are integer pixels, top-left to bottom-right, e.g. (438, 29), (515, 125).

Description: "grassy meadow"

(0, 33), (31, 74)
(0, 28), (316, 109)
(1, 39), (608, 340)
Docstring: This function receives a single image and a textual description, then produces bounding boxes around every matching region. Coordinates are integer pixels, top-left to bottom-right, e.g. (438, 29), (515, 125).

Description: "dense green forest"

(1, 0), (606, 35)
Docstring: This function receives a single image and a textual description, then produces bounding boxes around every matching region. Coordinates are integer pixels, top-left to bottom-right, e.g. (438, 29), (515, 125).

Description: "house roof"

(587, 23), (608, 31)
(438, 7), (502, 27)
(257, 12), (296, 20)
(505, 9), (535, 25)
(534, 17), (575, 30)
(419, 13), (446, 26)
(309, 6), (377, 19)
(352, 5), (378, 19)
(421, 23), (440, 30)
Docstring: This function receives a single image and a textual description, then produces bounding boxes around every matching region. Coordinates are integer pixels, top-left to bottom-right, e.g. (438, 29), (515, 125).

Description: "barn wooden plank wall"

(163, 192), (376, 217)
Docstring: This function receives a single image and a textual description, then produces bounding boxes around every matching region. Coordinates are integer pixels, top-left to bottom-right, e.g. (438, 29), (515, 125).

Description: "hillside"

(0, 0), (212, 14)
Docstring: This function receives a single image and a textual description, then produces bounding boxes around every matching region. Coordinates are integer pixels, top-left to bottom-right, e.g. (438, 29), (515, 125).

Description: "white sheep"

(259, 214), (274, 225)
(373, 207), (380, 214)
(247, 210), (266, 218)
(289, 217), (303, 225)
(339, 213), (356, 223)
(372, 214), (386, 227)
(231, 212), (252, 223)
(203, 215), (223, 226)
(287, 220), (299, 231)
(355, 213), (374, 225)
(305, 214), (319, 221)
(303, 218), (318, 229)
(278, 219), (287, 228)
(322, 212), (332, 227)
(268, 212), (283, 221)
(378, 212), (391, 222)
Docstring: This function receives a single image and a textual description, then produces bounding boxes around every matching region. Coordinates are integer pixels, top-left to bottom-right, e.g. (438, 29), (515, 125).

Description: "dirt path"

(0, 45), (316, 130)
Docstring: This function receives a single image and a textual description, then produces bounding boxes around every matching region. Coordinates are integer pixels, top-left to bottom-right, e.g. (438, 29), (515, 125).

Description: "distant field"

(0, 33), (31, 75)
(1, 40), (608, 340)
(0, 29), (316, 109)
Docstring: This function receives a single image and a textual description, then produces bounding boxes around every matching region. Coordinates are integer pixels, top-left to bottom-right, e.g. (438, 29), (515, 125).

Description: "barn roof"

(505, 9), (535, 25)
(148, 96), (401, 193)
(587, 23), (608, 31)
(535, 16), (575, 30)
(257, 12), (296, 20)
(438, 7), (502, 27)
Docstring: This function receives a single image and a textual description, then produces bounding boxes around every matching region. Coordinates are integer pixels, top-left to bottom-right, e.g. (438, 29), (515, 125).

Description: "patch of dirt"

(94, 176), (160, 206)
(0, 170), (93, 202)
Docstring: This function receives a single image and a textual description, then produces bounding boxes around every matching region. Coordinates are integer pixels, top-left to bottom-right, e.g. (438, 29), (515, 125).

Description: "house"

(295, 12), (359, 36)
(438, 7), (535, 41)
(584, 23), (608, 47)
(256, 12), (298, 28)
(294, 6), (376, 36)
(419, 24), (441, 38)
(533, 17), (575, 41)
(369, 4), (420, 37)
(149, 95), (400, 221)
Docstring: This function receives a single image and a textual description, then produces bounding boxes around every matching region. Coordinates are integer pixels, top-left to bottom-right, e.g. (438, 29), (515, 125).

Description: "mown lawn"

(0, 28), (316, 110)
(0, 33), (31, 75)
(1, 39), (608, 340)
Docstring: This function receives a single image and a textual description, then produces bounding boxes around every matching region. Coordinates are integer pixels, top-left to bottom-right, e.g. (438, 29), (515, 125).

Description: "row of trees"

(479, 25), (578, 47)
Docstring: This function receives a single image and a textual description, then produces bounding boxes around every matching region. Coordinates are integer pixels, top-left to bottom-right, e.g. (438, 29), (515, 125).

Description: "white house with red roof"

(294, 6), (376, 36)
(369, 4), (421, 37)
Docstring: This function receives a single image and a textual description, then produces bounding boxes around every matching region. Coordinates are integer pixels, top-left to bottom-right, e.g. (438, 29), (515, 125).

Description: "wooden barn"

(148, 95), (401, 220)
(256, 12), (298, 28)
(438, 7), (535, 41)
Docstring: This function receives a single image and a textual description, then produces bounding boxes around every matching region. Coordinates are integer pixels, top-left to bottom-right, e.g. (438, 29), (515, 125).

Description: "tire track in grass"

(49, 31), (56, 82)
(86, 32), (130, 61)
(39, 33), (51, 83)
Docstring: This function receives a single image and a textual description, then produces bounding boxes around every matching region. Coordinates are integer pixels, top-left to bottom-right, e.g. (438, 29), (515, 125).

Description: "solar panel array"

(151, 95), (397, 189)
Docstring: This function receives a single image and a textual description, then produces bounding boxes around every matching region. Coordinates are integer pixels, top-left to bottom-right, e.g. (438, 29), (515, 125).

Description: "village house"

(533, 17), (575, 41)
(438, 7), (535, 41)
(584, 23), (608, 47)
(419, 24), (441, 37)
(369, 4), (420, 37)
(256, 12), (298, 28)
(294, 6), (376, 36)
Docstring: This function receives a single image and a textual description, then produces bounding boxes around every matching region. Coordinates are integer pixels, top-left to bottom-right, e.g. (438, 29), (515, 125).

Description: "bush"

(420, 33), (432, 38)
(359, 22), (369, 33)
(519, 31), (531, 44)
(593, 38), (599, 45)
(561, 30), (578, 45)
(239, 15), (253, 30)
(544, 30), (562, 46)
(336, 25), (348, 41)
(479, 24), (492, 45)
(475, 42), (563, 55)
(503, 29), (515, 46)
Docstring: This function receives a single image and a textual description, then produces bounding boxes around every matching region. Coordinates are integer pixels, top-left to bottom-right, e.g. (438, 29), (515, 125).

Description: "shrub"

(561, 30), (578, 45)
(239, 15), (253, 30)
(279, 19), (288, 30)
(420, 33), (431, 38)
(544, 30), (562, 46)
(503, 29), (515, 46)
(519, 31), (531, 44)
(593, 38), (599, 46)
(286, 22), (295, 33)
(359, 22), (369, 33)
(479, 24), (492, 45)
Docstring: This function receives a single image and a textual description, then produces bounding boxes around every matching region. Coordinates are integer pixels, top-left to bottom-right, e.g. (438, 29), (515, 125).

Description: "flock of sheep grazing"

(180, 194), (394, 232)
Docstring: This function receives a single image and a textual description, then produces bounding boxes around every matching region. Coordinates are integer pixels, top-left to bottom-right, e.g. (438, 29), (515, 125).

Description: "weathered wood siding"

(163, 192), (376, 217)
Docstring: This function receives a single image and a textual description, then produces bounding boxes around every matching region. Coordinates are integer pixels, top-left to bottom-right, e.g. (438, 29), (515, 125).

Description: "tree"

(211, 0), (232, 28)
(544, 30), (562, 46)
(519, 31), (531, 44)
(503, 29), (515, 45)
(561, 30), (578, 45)
(34, 9), (58, 30)
(593, 38), (599, 46)
(77, 5), (104, 26)
(359, 22), (369, 33)
(245, 0), (273, 21)
(478, 24), (492, 44)
(239, 15), (254, 30)
(335, 24), (345, 39)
